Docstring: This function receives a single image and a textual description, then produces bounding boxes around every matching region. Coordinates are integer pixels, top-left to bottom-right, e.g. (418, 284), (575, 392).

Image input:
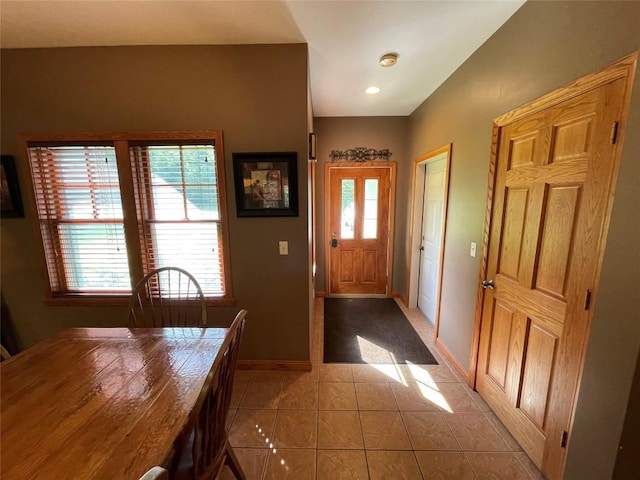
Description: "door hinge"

(611, 121), (619, 144)
(561, 430), (569, 448)
(584, 289), (592, 310)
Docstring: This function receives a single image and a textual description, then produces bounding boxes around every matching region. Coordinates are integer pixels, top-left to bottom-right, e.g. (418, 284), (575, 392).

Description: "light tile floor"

(222, 298), (545, 480)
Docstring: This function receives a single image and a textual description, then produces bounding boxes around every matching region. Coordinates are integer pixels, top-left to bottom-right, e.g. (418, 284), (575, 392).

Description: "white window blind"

(28, 145), (131, 293)
(130, 144), (226, 296)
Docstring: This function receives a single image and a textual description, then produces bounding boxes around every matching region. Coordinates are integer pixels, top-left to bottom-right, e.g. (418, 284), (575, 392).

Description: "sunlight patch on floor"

(416, 382), (452, 413)
(354, 335), (451, 411)
(405, 361), (435, 384)
(356, 334), (394, 363)
(356, 335), (407, 385)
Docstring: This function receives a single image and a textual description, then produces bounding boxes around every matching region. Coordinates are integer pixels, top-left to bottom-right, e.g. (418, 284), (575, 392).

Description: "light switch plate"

(470, 242), (477, 258)
(279, 241), (288, 255)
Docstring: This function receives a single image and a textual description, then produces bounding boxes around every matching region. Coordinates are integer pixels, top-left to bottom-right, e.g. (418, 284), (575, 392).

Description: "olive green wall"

(313, 116), (409, 295)
(2, 4), (639, 477)
(613, 348), (640, 479)
(0, 44), (311, 361)
(407, 2), (640, 479)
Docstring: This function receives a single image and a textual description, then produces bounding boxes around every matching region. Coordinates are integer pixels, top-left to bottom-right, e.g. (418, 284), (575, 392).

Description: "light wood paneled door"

(326, 163), (396, 295)
(475, 55), (636, 480)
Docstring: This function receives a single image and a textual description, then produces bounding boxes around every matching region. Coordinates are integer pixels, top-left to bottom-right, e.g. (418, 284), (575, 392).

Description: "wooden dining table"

(0, 327), (229, 480)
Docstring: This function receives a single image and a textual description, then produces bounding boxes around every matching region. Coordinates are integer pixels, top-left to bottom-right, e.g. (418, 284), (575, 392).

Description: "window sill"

(44, 296), (131, 307)
(44, 296), (236, 307)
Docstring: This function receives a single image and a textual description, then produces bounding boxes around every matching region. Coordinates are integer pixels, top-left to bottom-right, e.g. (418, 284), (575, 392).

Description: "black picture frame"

(232, 152), (298, 217)
(1, 155), (24, 218)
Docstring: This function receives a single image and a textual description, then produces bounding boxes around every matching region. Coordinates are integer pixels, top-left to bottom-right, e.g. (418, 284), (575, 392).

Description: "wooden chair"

(171, 310), (248, 480)
(0, 345), (11, 361)
(139, 466), (169, 480)
(128, 267), (207, 328)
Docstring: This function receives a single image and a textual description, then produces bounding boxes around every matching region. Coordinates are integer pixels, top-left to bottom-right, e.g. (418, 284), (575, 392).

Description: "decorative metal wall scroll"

(329, 147), (392, 162)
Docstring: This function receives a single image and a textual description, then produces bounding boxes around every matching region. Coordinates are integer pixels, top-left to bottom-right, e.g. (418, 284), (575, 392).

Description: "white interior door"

(417, 157), (446, 324)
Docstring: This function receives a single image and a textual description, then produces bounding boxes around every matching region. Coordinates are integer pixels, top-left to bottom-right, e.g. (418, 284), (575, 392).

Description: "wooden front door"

(475, 56), (635, 480)
(326, 163), (395, 295)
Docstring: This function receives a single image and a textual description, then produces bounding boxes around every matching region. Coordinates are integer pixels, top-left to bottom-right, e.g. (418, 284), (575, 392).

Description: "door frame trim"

(406, 144), (452, 342)
(468, 52), (637, 480)
(324, 161), (397, 296)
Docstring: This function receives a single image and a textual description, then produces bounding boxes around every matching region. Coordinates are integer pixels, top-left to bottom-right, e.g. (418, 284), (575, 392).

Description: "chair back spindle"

(128, 267), (207, 328)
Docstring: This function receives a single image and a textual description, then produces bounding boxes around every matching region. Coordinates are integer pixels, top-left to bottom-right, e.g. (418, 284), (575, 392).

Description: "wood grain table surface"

(0, 327), (228, 480)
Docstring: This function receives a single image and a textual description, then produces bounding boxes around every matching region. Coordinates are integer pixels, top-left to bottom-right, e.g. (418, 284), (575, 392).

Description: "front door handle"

(482, 280), (495, 290)
(331, 239), (338, 248)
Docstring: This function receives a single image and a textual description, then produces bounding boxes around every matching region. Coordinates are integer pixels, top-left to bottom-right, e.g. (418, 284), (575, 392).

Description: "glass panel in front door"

(341, 179), (355, 239)
(363, 178), (378, 239)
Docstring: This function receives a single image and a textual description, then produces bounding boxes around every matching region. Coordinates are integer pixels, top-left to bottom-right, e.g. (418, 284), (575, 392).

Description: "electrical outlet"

(279, 241), (288, 255)
(470, 242), (477, 258)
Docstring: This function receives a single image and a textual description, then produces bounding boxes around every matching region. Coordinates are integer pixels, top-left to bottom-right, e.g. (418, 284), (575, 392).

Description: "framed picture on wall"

(1, 155), (24, 218)
(232, 152), (298, 217)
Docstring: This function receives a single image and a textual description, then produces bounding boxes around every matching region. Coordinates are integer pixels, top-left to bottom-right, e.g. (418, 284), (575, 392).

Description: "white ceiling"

(0, 0), (525, 117)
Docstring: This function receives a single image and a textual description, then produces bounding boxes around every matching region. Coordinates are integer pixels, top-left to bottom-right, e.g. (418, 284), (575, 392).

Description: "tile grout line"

(482, 411), (515, 452)
(461, 450), (482, 480)
(312, 297), (540, 479)
(396, 401), (427, 480)
(512, 452), (540, 480)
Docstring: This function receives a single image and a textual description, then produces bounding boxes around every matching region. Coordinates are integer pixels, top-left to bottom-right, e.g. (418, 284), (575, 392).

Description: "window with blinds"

(28, 145), (131, 293)
(130, 144), (226, 296)
(25, 132), (232, 302)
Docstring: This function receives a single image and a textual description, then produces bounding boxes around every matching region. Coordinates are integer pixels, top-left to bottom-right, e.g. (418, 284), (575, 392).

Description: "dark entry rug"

(323, 298), (438, 364)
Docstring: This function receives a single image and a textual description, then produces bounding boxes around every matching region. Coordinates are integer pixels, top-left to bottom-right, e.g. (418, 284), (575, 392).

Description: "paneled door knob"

(482, 280), (495, 290)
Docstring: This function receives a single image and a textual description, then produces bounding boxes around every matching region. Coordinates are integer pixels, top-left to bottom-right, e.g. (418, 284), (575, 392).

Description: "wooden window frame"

(22, 131), (235, 306)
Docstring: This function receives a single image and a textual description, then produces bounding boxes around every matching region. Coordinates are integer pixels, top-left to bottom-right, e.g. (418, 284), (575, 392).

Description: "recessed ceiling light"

(365, 86), (381, 95)
(379, 53), (398, 67)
